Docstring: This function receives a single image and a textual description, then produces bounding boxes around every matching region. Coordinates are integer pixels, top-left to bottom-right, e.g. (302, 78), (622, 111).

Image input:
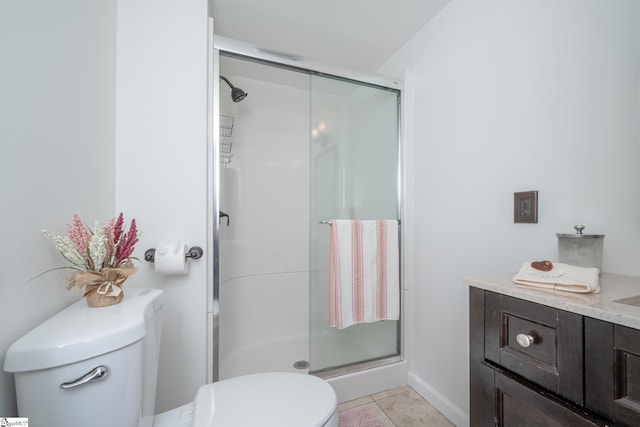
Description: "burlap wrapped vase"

(83, 282), (125, 307)
(65, 261), (137, 307)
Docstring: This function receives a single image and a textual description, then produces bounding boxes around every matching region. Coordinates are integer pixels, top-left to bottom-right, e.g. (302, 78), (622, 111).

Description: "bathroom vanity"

(467, 273), (640, 426)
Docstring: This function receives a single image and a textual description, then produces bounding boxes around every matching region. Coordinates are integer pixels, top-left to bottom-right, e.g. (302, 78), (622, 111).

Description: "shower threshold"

(311, 355), (403, 380)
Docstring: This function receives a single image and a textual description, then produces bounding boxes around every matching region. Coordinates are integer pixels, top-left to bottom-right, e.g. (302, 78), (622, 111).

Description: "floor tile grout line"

(373, 399), (398, 426)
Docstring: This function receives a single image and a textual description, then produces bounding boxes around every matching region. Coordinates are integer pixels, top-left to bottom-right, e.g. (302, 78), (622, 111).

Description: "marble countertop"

(465, 273), (640, 330)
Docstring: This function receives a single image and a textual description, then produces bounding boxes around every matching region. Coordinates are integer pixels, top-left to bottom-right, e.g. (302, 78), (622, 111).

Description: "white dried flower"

(88, 222), (107, 270)
(42, 230), (85, 267)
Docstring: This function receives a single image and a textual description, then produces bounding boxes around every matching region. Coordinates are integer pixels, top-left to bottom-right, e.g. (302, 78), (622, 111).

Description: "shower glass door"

(309, 74), (401, 374)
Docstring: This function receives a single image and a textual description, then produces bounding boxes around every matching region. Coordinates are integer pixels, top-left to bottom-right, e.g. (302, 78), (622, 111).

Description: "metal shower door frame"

(207, 34), (404, 383)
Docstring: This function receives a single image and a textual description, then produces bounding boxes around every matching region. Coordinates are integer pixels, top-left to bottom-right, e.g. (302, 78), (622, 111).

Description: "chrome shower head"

(230, 87), (247, 103)
(220, 75), (248, 103)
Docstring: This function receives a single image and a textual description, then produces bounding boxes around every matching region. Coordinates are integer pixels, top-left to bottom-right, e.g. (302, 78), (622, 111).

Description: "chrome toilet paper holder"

(144, 246), (203, 263)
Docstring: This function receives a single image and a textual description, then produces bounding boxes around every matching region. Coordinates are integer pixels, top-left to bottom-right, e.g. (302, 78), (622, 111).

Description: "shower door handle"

(219, 210), (230, 226)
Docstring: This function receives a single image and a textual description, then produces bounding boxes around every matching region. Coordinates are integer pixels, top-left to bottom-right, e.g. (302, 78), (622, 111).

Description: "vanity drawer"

(484, 291), (584, 405)
(492, 369), (604, 427)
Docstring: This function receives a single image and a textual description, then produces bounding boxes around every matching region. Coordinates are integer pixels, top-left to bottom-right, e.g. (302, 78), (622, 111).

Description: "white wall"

(380, 1), (640, 425)
(0, 0), (117, 416)
(115, 0), (210, 412)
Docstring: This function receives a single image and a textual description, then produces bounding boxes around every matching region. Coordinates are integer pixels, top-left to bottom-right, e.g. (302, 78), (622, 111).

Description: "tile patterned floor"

(337, 386), (454, 427)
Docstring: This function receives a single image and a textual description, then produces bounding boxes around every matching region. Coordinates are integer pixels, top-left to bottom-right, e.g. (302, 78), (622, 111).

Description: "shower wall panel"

(218, 73), (311, 379)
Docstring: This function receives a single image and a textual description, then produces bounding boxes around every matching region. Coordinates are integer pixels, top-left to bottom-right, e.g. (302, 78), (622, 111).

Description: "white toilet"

(4, 288), (338, 427)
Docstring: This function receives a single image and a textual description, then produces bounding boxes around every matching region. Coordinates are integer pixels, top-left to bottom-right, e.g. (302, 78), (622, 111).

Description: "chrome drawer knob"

(516, 333), (535, 348)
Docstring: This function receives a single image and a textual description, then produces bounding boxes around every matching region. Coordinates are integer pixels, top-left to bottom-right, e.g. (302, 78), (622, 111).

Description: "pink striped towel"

(328, 220), (400, 329)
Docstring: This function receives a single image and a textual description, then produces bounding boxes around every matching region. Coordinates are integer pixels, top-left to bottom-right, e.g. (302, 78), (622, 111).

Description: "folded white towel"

(513, 261), (600, 294)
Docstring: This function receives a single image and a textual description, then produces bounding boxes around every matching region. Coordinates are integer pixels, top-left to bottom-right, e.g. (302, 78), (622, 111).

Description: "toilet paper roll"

(154, 242), (189, 275)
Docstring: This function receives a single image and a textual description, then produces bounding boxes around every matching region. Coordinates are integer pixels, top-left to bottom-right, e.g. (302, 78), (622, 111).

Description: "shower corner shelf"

(220, 137), (233, 154)
(220, 115), (234, 137)
(219, 115), (235, 167)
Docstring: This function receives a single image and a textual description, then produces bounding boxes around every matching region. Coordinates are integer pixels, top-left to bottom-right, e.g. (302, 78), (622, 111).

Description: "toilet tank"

(3, 288), (164, 427)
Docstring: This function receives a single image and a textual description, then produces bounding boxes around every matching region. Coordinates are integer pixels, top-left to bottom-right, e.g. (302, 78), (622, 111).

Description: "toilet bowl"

(4, 288), (337, 427)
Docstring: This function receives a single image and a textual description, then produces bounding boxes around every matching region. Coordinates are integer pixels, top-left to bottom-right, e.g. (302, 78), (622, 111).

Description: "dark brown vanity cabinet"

(585, 318), (640, 425)
(470, 287), (640, 426)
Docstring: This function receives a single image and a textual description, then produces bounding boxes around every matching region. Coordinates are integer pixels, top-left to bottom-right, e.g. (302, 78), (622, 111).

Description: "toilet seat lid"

(193, 372), (337, 427)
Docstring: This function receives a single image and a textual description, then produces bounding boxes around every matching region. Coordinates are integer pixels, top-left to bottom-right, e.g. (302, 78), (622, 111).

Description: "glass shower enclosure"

(215, 47), (401, 380)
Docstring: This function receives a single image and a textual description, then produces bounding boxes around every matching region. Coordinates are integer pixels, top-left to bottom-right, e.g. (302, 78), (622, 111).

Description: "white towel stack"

(513, 261), (600, 294)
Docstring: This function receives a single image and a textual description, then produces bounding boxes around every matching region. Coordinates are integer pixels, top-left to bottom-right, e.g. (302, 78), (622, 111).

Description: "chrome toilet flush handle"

(516, 333), (535, 348)
(60, 366), (109, 389)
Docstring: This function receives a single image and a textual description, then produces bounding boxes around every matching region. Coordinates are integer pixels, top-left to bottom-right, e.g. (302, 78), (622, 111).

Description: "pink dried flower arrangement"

(41, 213), (139, 305)
(42, 213), (139, 272)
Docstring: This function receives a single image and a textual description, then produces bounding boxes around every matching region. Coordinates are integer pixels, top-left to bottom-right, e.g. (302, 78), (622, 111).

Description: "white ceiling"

(212, 0), (451, 73)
